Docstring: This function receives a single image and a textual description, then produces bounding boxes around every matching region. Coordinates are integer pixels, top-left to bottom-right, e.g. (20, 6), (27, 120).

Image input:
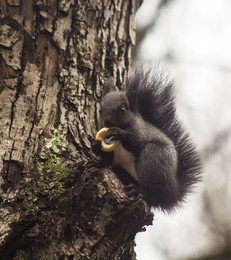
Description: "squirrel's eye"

(120, 107), (126, 114)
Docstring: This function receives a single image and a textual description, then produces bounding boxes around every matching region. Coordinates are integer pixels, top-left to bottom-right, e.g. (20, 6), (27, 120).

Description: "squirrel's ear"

(103, 77), (115, 96)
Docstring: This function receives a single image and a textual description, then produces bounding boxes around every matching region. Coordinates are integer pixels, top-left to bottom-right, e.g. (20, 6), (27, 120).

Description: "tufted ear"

(102, 77), (116, 96)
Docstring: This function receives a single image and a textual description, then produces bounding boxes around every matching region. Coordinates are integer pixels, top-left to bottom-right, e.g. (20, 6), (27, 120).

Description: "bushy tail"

(127, 65), (202, 204)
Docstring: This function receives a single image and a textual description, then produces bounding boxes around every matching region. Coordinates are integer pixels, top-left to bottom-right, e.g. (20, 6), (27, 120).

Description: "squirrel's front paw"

(105, 127), (125, 140)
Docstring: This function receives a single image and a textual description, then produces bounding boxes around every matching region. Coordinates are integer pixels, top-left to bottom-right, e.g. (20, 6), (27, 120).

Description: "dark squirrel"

(93, 66), (202, 212)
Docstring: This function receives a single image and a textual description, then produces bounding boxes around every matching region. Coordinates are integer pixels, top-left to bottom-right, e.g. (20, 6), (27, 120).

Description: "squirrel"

(92, 65), (202, 212)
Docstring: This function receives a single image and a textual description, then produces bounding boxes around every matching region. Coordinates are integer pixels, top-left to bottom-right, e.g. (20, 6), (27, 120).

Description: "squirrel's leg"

(136, 143), (179, 210)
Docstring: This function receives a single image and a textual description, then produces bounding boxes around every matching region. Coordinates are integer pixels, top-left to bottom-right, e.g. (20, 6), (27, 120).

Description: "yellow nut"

(95, 127), (120, 152)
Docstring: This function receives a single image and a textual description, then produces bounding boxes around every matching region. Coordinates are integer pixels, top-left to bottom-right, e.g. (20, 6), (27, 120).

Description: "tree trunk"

(0, 0), (153, 259)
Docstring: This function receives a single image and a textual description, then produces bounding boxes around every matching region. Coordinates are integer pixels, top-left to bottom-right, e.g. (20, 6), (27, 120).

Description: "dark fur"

(94, 66), (202, 212)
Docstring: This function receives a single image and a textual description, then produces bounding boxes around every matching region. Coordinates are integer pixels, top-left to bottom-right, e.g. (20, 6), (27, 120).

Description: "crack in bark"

(116, 0), (125, 41)
(8, 75), (22, 137)
(26, 79), (43, 145)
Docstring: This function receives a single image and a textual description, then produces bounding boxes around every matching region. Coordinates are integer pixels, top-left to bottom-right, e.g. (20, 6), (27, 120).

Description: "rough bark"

(0, 0), (153, 259)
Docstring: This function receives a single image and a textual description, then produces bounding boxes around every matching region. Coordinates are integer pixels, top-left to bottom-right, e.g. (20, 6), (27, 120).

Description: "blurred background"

(134, 0), (231, 259)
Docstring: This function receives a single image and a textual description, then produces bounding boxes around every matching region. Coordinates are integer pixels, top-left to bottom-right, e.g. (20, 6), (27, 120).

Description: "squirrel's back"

(126, 66), (202, 206)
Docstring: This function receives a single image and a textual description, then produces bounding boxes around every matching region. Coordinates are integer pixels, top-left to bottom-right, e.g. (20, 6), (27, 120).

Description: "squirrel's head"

(99, 78), (133, 129)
